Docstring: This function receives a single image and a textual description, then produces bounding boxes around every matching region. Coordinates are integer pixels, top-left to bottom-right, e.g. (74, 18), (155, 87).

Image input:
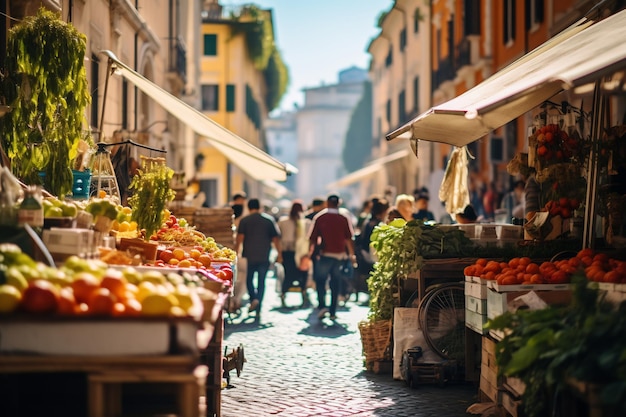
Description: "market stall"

(0, 10), (239, 417)
(362, 5), (626, 416)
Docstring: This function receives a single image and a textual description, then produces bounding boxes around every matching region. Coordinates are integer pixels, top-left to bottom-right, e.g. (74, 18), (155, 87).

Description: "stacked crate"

(464, 276), (489, 335)
(192, 208), (235, 249)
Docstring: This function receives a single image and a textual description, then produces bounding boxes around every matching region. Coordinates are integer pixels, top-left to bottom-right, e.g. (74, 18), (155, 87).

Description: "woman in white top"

(277, 200), (311, 308)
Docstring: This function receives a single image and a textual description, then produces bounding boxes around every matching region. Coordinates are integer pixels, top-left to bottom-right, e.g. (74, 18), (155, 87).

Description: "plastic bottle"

(18, 185), (44, 228)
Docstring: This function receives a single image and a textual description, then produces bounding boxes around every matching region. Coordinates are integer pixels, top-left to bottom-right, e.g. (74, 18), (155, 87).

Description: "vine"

(0, 8), (90, 197)
(230, 4), (289, 112)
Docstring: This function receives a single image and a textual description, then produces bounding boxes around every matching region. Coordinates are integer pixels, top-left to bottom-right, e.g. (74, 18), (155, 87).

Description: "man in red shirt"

(307, 194), (356, 320)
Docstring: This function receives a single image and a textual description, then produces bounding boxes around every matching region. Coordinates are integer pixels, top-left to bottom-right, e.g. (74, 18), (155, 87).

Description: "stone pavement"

(219, 274), (478, 417)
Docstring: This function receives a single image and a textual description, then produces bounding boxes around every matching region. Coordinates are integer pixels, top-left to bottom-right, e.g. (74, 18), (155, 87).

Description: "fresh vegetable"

(128, 157), (175, 241)
(487, 275), (626, 417)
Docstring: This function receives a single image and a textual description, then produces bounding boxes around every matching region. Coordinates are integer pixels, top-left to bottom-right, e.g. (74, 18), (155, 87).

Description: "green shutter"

(226, 85), (235, 112)
(203, 34), (217, 56)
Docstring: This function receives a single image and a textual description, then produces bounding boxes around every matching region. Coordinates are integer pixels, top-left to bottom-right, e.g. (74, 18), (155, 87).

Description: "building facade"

(295, 67), (368, 204)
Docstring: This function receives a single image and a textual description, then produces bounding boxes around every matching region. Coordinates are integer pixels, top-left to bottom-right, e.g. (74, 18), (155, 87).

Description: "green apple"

(61, 202), (78, 217)
(45, 206), (63, 218)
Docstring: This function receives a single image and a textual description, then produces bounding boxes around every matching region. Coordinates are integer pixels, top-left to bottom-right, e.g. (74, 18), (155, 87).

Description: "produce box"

(465, 276), (488, 298)
(0, 318), (199, 356)
(498, 388), (523, 417)
(465, 309), (488, 335)
(465, 295), (487, 314)
(480, 336), (498, 401)
(487, 286), (572, 320)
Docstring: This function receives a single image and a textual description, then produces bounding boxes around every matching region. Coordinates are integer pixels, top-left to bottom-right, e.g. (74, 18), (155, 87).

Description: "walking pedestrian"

(228, 191), (248, 314)
(307, 194), (357, 321)
(277, 200), (311, 308)
(235, 198), (282, 322)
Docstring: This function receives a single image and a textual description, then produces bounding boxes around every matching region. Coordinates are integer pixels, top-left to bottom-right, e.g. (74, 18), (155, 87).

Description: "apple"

(159, 249), (175, 263)
(21, 280), (60, 314)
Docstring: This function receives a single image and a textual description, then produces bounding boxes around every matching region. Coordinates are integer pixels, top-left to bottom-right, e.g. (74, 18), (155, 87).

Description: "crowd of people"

(225, 178), (529, 323)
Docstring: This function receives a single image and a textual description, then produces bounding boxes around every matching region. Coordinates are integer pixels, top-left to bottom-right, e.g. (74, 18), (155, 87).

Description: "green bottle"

(18, 185), (44, 228)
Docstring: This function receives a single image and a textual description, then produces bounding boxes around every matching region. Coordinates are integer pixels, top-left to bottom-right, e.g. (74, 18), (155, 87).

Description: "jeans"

(246, 260), (270, 309)
(313, 256), (343, 316)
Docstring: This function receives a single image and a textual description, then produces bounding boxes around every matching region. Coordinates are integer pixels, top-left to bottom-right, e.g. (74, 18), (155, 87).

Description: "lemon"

(174, 286), (194, 311)
(141, 293), (175, 316)
(136, 281), (157, 302)
(0, 284), (22, 313)
(5, 267), (28, 292)
(118, 221), (131, 232)
(140, 270), (166, 285)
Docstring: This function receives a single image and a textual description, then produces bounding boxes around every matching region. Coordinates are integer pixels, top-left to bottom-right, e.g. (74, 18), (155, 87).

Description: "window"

(199, 178), (218, 207)
(203, 34), (217, 56)
(226, 84), (235, 112)
(386, 100), (392, 125)
(413, 76), (420, 114)
(399, 28), (407, 52)
(504, 0), (516, 44)
(201, 84), (219, 111)
(121, 79), (128, 130)
(464, 0), (481, 35)
(490, 136), (504, 162)
(90, 54), (99, 129)
(398, 90), (406, 123)
(525, 0), (544, 30)
(413, 8), (420, 33)
(385, 47), (393, 67)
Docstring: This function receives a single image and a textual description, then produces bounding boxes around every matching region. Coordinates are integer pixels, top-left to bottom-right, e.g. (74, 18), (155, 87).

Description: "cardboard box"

(42, 228), (94, 255)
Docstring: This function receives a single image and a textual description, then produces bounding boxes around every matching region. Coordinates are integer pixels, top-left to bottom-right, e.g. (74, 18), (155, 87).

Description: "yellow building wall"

(199, 20), (267, 203)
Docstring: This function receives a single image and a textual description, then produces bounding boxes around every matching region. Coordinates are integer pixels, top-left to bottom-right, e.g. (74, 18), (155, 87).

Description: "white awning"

(100, 50), (297, 181)
(326, 148), (411, 189)
(262, 179), (290, 199)
(387, 9), (626, 147)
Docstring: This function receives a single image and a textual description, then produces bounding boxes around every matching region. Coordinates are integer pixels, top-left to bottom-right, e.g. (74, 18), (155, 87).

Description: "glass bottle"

(18, 185), (44, 228)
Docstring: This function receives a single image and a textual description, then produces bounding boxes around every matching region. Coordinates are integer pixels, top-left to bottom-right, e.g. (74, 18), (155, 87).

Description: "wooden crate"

(191, 208), (235, 249)
(480, 336), (498, 401)
(88, 366), (207, 417)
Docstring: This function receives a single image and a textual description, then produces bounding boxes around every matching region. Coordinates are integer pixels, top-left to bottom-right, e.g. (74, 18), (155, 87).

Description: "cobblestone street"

(219, 274), (478, 417)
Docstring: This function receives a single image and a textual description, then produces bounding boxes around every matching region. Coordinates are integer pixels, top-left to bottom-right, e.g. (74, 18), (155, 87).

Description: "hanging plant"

(128, 157), (175, 241)
(0, 8), (90, 197)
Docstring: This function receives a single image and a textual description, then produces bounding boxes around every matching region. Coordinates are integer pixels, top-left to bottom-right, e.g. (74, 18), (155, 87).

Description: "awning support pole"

(582, 79), (605, 249)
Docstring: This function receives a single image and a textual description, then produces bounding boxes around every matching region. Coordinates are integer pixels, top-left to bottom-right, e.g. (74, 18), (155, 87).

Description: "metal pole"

(582, 79), (606, 249)
(98, 58), (113, 142)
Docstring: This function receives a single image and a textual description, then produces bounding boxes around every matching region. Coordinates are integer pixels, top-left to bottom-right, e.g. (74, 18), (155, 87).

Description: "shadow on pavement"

(296, 312), (355, 338)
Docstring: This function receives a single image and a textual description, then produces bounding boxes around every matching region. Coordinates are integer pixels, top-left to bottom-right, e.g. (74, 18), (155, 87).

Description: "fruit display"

(42, 196), (79, 218)
(0, 244), (229, 318)
(463, 249), (626, 285)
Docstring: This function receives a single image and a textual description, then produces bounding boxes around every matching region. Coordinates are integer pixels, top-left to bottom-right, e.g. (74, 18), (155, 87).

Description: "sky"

(223, 0), (394, 112)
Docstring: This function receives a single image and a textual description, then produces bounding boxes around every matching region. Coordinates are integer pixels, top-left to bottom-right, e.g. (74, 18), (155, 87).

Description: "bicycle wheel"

(418, 283), (465, 361)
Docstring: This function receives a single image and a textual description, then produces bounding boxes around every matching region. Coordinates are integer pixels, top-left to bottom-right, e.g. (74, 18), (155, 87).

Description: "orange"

(172, 248), (186, 261)
(57, 287), (77, 316)
(123, 298), (142, 316)
(71, 272), (101, 304)
(88, 288), (117, 316)
(100, 273), (128, 300)
(189, 249), (202, 260)
(198, 254), (212, 268)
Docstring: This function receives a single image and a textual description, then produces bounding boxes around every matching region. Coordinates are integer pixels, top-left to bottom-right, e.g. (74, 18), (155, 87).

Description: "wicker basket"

(358, 320), (392, 362)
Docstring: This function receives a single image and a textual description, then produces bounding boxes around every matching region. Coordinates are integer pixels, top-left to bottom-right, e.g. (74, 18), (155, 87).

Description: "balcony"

(431, 56), (455, 93)
(167, 38), (187, 92)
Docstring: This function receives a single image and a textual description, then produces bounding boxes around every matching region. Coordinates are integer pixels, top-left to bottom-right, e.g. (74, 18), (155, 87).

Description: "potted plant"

(0, 8), (90, 198)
